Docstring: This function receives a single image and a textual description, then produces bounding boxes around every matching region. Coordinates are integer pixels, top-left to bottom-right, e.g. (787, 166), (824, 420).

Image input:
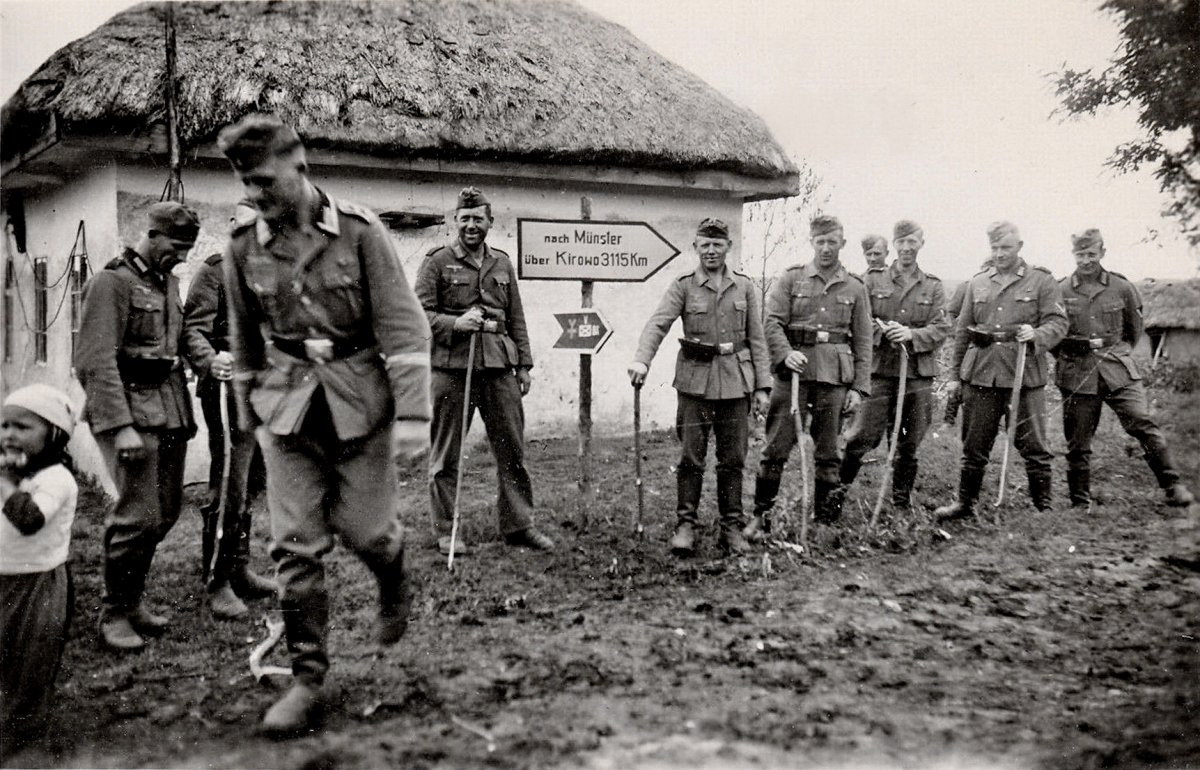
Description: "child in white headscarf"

(0, 384), (79, 758)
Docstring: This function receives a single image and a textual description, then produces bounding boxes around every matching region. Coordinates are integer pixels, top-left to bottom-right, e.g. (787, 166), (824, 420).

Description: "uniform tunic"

(1055, 268), (1181, 492)
(950, 260), (1067, 480)
(414, 240), (537, 536)
(75, 249), (194, 614)
(633, 266), (771, 525)
(225, 188), (430, 685)
(842, 264), (950, 494)
(759, 262), (873, 484)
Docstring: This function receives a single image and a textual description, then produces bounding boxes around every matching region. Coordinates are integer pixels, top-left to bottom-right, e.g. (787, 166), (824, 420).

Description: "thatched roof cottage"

(1134, 278), (1200, 365)
(1, 0), (799, 486)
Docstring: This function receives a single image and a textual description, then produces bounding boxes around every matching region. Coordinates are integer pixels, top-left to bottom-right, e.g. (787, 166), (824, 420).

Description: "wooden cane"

(995, 341), (1028, 517)
(206, 376), (233, 588)
(632, 383), (644, 536)
(448, 332), (479, 571)
(870, 345), (908, 529)
(791, 381), (809, 549)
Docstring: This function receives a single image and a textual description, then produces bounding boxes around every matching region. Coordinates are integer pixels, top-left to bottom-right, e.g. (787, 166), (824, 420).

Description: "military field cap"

(809, 214), (843, 236)
(457, 186), (490, 210)
(3, 384), (77, 435)
(147, 201), (200, 245)
(217, 114), (304, 172)
(861, 234), (887, 250)
(986, 220), (1020, 243)
(1071, 228), (1104, 249)
(893, 219), (923, 239)
(696, 218), (730, 239)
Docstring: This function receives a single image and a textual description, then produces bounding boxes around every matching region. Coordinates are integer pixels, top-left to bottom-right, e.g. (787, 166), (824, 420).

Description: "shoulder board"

(1108, 270), (1128, 282)
(204, 252), (223, 266)
(731, 269), (751, 280)
(489, 246), (511, 259)
(102, 256), (124, 271)
(972, 267), (989, 276)
(785, 264), (805, 273)
(335, 199), (376, 222)
(1032, 265), (1053, 275)
(675, 271), (696, 282)
(426, 246), (445, 257)
(923, 272), (940, 282)
(1057, 274), (1070, 285)
(845, 272), (864, 284)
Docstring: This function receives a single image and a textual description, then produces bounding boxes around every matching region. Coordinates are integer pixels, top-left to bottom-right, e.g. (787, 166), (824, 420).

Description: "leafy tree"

(741, 162), (826, 315)
(1055, 0), (1200, 248)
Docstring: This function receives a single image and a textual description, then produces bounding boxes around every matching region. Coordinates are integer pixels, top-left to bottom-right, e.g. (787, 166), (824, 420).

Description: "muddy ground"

(6, 387), (1200, 769)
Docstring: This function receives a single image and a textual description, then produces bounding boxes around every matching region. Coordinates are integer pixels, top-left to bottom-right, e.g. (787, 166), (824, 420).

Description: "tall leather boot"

(814, 481), (845, 524)
(716, 468), (750, 555)
(363, 548), (413, 645)
(839, 456), (862, 487)
(1028, 472), (1053, 512)
(744, 475), (780, 539)
(228, 512), (279, 600)
(891, 460), (917, 509)
(1066, 468), (1090, 508)
(670, 470), (703, 555)
(1144, 443), (1196, 506)
(935, 467), (985, 522)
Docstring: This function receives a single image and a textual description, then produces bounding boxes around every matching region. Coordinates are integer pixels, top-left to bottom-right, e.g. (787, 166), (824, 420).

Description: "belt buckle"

(303, 338), (334, 364)
(718, 342), (734, 355)
(481, 320), (500, 333)
(816, 330), (830, 343)
(1089, 337), (1105, 349)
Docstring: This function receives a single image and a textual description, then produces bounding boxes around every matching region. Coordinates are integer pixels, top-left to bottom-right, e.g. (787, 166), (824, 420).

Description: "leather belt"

(786, 327), (850, 346)
(271, 336), (374, 363)
(678, 338), (749, 361)
(969, 327), (1020, 346)
(1059, 335), (1118, 355)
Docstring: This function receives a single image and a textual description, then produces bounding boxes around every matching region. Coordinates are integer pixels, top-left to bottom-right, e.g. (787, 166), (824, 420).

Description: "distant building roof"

(1139, 277), (1200, 331)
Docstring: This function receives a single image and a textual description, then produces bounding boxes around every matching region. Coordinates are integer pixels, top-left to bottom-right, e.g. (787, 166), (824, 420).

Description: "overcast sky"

(2, 0), (1196, 280)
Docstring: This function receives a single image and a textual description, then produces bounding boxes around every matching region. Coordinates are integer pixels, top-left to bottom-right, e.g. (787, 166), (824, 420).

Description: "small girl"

(0, 384), (79, 758)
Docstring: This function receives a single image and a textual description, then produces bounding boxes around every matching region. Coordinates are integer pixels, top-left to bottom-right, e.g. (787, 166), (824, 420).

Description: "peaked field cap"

(217, 114), (304, 171)
(147, 201), (200, 244)
(456, 186), (490, 210)
(696, 218), (729, 239)
(1071, 228), (1104, 249)
(986, 220), (1020, 242)
(3, 384), (77, 435)
(893, 219), (922, 239)
(809, 214), (843, 236)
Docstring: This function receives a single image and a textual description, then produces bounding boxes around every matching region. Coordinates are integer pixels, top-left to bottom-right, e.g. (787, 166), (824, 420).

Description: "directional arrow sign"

(517, 219), (680, 282)
(552, 309), (613, 355)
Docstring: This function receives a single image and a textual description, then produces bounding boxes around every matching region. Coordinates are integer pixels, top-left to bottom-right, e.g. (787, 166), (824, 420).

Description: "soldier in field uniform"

(1054, 228), (1194, 508)
(75, 202), (199, 653)
(937, 221), (1067, 519)
(219, 114), (430, 738)
(747, 214), (873, 532)
(628, 218), (771, 556)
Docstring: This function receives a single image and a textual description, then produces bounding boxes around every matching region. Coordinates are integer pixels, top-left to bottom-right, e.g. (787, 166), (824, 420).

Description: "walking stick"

(205, 377), (233, 588)
(995, 341), (1028, 516)
(791, 381), (809, 548)
(870, 345), (908, 529)
(448, 332), (479, 572)
(632, 383), (644, 536)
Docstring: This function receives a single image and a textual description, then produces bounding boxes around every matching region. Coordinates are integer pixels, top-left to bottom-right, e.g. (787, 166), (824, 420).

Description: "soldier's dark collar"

(255, 184), (337, 246)
(889, 262), (924, 283)
(987, 260), (1026, 279)
(1071, 268), (1108, 289)
(801, 261), (846, 282)
(451, 239), (491, 265)
(123, 247), (153, 277)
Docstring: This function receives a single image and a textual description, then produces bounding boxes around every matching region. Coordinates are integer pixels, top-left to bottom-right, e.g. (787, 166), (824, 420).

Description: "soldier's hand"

(113, 426), (146, 463)
(628, 362), (649, 386)
(516, 368), (532, 396)
(842, 389), (863, 417)
(391, 420), (430, 464)
(453, 307), (485, 333)
(211, 351), (234, 381)
(784, 351), (807, 373)
(885, 324), (913, 344)
(1015, 324), (1035, 343)
(753, 389), (770, 417)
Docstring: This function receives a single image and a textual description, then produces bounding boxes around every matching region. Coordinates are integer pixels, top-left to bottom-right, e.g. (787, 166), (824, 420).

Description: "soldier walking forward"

(182, 239), (279, 620)
(840, 220), (950, 509)
(628, 218), (771, 556)
(747, 215), (873, 532)
(1054, 229), (1194, 508)
(75, 202), (199, 652)
(414, 187), (554, 556)
(937, 221), (1067, 519)
(219, 115), (431, 738)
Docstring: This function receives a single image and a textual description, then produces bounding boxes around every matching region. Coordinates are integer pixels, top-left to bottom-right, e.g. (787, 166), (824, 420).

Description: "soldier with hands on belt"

(628, 218), (771, 556)
(746, 215), (873, 532)
(219, 114), (431, 737)
(182, 230), (279, 620)
(415, 187), (555, 556)
(75, 201), (199, 652)
(840, 220), (950, 509)
(1054, 228), (1194, 508)
(936, 221), (1067, 519)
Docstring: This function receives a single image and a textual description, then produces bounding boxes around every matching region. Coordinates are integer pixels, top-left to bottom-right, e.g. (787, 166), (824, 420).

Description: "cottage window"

(70, 222), (89, 359)
(34, 256), (47, 363)
(3, 259), (14, 363)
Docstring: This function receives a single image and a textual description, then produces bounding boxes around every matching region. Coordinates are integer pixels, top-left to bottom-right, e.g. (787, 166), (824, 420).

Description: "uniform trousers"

(842, 376), (933, 481)
(675, 393), (750, 526)
(256, 392), (404, 686)
(96, 428), (188, 614)
(429, 368), (534, 537)
(961, 383), (1053, 478)
(758, 378), (848, 485)
(1061, 378), (1179, 487)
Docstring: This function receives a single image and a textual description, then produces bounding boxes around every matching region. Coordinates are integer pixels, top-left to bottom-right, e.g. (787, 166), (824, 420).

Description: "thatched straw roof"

(1139, 278), (1200, 330)
(2, 0), (798, 186)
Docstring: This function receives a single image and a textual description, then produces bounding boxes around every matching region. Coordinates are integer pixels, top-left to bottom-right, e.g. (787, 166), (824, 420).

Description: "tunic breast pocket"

(869, 290), (894, 318)
(442, 270), (476, 309)
(127, 290), (164, 344)
(833, 296), (854, 325)
(1015, 294), (1038, 323)
(683, 297), (710, 337)
(791, 288), (817, 322)
(318, 256), (365, 325)
(732, 298), (747, 329)
(911, 297), (934, 324)
(489, 274), (511, 308)
(1102, 301), (1124, 332)
(1063, 297), (1084, 331)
